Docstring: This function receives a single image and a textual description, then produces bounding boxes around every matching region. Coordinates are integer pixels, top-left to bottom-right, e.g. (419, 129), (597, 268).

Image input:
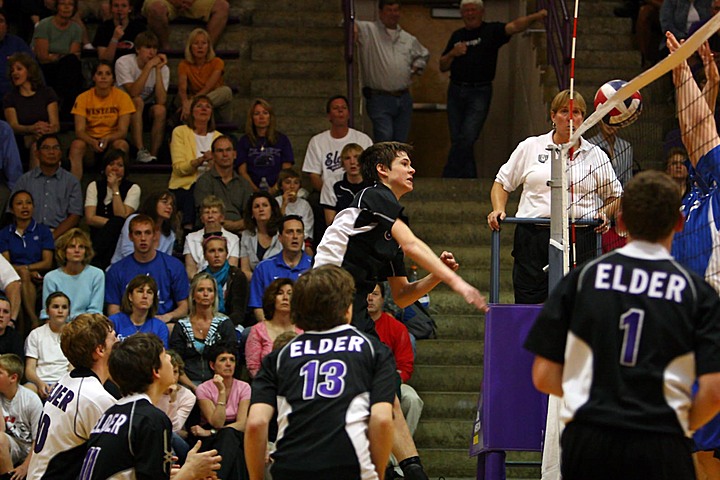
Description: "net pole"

(566, 0), (580, 272)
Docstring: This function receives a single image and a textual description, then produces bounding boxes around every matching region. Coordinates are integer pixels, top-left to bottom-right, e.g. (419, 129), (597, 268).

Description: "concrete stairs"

(401, 179), (539, 479)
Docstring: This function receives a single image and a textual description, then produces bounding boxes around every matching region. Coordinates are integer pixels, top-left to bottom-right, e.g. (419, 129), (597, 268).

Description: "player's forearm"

(244, 421), (269, 480)
(690, 372), (720, 431)
(531, 356), (563, 397)
(368, 403), (394, 479)
(393, 274), (440, 308)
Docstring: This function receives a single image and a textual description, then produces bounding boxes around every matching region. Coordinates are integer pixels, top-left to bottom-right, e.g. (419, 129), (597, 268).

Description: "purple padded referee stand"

(469, 304), (548, 480)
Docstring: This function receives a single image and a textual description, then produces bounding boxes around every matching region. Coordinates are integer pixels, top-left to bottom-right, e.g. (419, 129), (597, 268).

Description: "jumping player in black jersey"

(525, 171), (720, 480)
(78, 334), (222, 480)
(314, 142), (488, 480)
(245, 265), (396, 480)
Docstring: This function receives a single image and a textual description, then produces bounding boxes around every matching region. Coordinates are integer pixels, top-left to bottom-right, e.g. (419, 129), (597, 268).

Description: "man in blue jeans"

(355, 1), (429, 143)
(439, 0), (546, 178)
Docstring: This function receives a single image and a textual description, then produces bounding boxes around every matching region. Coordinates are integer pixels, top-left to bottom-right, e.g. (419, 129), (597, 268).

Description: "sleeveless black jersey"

(78, 394), (173, 480)
(251, 324), (397, 478)
(525, 242), (720, 436)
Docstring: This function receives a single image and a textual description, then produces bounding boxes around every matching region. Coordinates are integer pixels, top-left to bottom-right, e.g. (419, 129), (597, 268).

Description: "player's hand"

(452, 279), (489, 312)
(666, 31), (682, 54)
(487, 210), (506, 231)
(39, 382), (53, 400)
(439, 251), (460, 271)
(183, 441), (222, 479)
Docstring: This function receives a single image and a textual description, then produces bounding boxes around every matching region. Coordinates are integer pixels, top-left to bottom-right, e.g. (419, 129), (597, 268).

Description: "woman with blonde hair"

(170, 272), (237, 390)
(169, 95), (222, 230)
(177, 28), (232, 122)
(488, 89), (622, 304)
(41, 228), (105, 320)
(236, 98), (294, 194)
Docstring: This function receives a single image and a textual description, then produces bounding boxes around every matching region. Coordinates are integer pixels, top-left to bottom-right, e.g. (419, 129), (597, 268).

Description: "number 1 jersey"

(524, 241), (720, 436)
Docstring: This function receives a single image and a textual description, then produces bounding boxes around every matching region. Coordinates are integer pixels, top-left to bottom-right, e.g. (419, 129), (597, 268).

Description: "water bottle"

(259, 177), (270, 191)
(410, 264), (431, 309)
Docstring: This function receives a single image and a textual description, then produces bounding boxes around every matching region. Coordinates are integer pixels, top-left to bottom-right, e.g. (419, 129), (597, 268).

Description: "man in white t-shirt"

(302, 95), (373, 212)
(115, 31), (169, 164)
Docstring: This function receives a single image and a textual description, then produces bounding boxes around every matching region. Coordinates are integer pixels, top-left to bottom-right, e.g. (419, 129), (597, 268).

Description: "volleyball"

(593, 79), (643, 128)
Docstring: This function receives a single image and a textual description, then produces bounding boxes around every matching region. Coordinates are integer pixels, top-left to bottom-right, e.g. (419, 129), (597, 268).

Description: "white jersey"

(27, 368), (116, 480)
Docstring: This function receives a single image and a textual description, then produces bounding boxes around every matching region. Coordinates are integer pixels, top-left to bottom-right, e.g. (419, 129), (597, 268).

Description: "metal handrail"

(538, 0), (571, 91)
(342, 0), (356, 126)
(489, 217), (602, 303)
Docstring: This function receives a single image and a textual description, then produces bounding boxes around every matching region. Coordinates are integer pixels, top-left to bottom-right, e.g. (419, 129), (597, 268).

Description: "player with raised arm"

(245, 265), (396, 480)
(525, 171), (720, 480)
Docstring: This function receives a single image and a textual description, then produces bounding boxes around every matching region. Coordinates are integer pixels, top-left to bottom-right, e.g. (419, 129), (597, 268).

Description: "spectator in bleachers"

(169, 272), (237, 390)
(189, 341), (250, 480)
(3, 52), (59, 169)
(85, 149), (141, 270)
(157, 350), (196, 465)
(244, 278), (301, 378)
(69, 61), (134, 180)
(301, 95), (372, 236)
(110, 190), (179, 264)
(115, 30), (169, 164)
(202, 234), (247, 326)
(184, 195), (239, 279)
(236, 98), (294, 194)
(41, 228), (105, 320)
(24, 291), (71, 400)
(275, 168), (313, 248)
(12, 133), (83, 240)
(177, 29), (232, 122)
(488, 90), (622, 304)
(588, 121), (634, 187)
(0, 9), (33, 100)
(0, 354), (42, 479)
(25, 313), (117, 479)
(93, 0), (147, 63)
(0, 190), (54, 328)
(366, 282), (423, 458)
(661, 0), (712, 42)
(637, 0), (664, 65)
(109, 274), (169, 347)
(143, 0), (229, 50)
(239, 191), (282, 281)
(194, 135), (252, 234)
(0, 296), (22, 358)
(32, 0), (85, 122)
(666, 146), (690, 197)
(0, 121), (23, 212)
(248, 215), (311, 322)
(324, 142), (368, 225)
(170, 94), (222, 231)
(105, 214), (189, 323)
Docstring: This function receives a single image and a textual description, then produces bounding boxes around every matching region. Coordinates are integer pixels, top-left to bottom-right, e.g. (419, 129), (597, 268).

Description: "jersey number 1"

(619, 308), (644, 367)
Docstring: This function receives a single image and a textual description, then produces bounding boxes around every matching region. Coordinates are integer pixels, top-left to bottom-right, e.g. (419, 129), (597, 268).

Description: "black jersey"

(251, 324), (397, 478)
(525, 241), (720, 436)
(314, 182), (408, 332)
(78, 394), (173, 480)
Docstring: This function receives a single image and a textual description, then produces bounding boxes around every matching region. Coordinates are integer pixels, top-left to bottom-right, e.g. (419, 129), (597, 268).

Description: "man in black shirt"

(246, 266), (396, 480)
(439, 0), (546, 178)
(525, 171), (720, 480)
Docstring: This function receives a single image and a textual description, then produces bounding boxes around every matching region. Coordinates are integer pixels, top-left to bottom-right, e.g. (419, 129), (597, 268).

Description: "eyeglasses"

(39, 145), (62, 151)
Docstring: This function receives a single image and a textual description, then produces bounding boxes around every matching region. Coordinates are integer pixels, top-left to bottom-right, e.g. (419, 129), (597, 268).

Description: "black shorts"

(561, 422), (695, 480)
